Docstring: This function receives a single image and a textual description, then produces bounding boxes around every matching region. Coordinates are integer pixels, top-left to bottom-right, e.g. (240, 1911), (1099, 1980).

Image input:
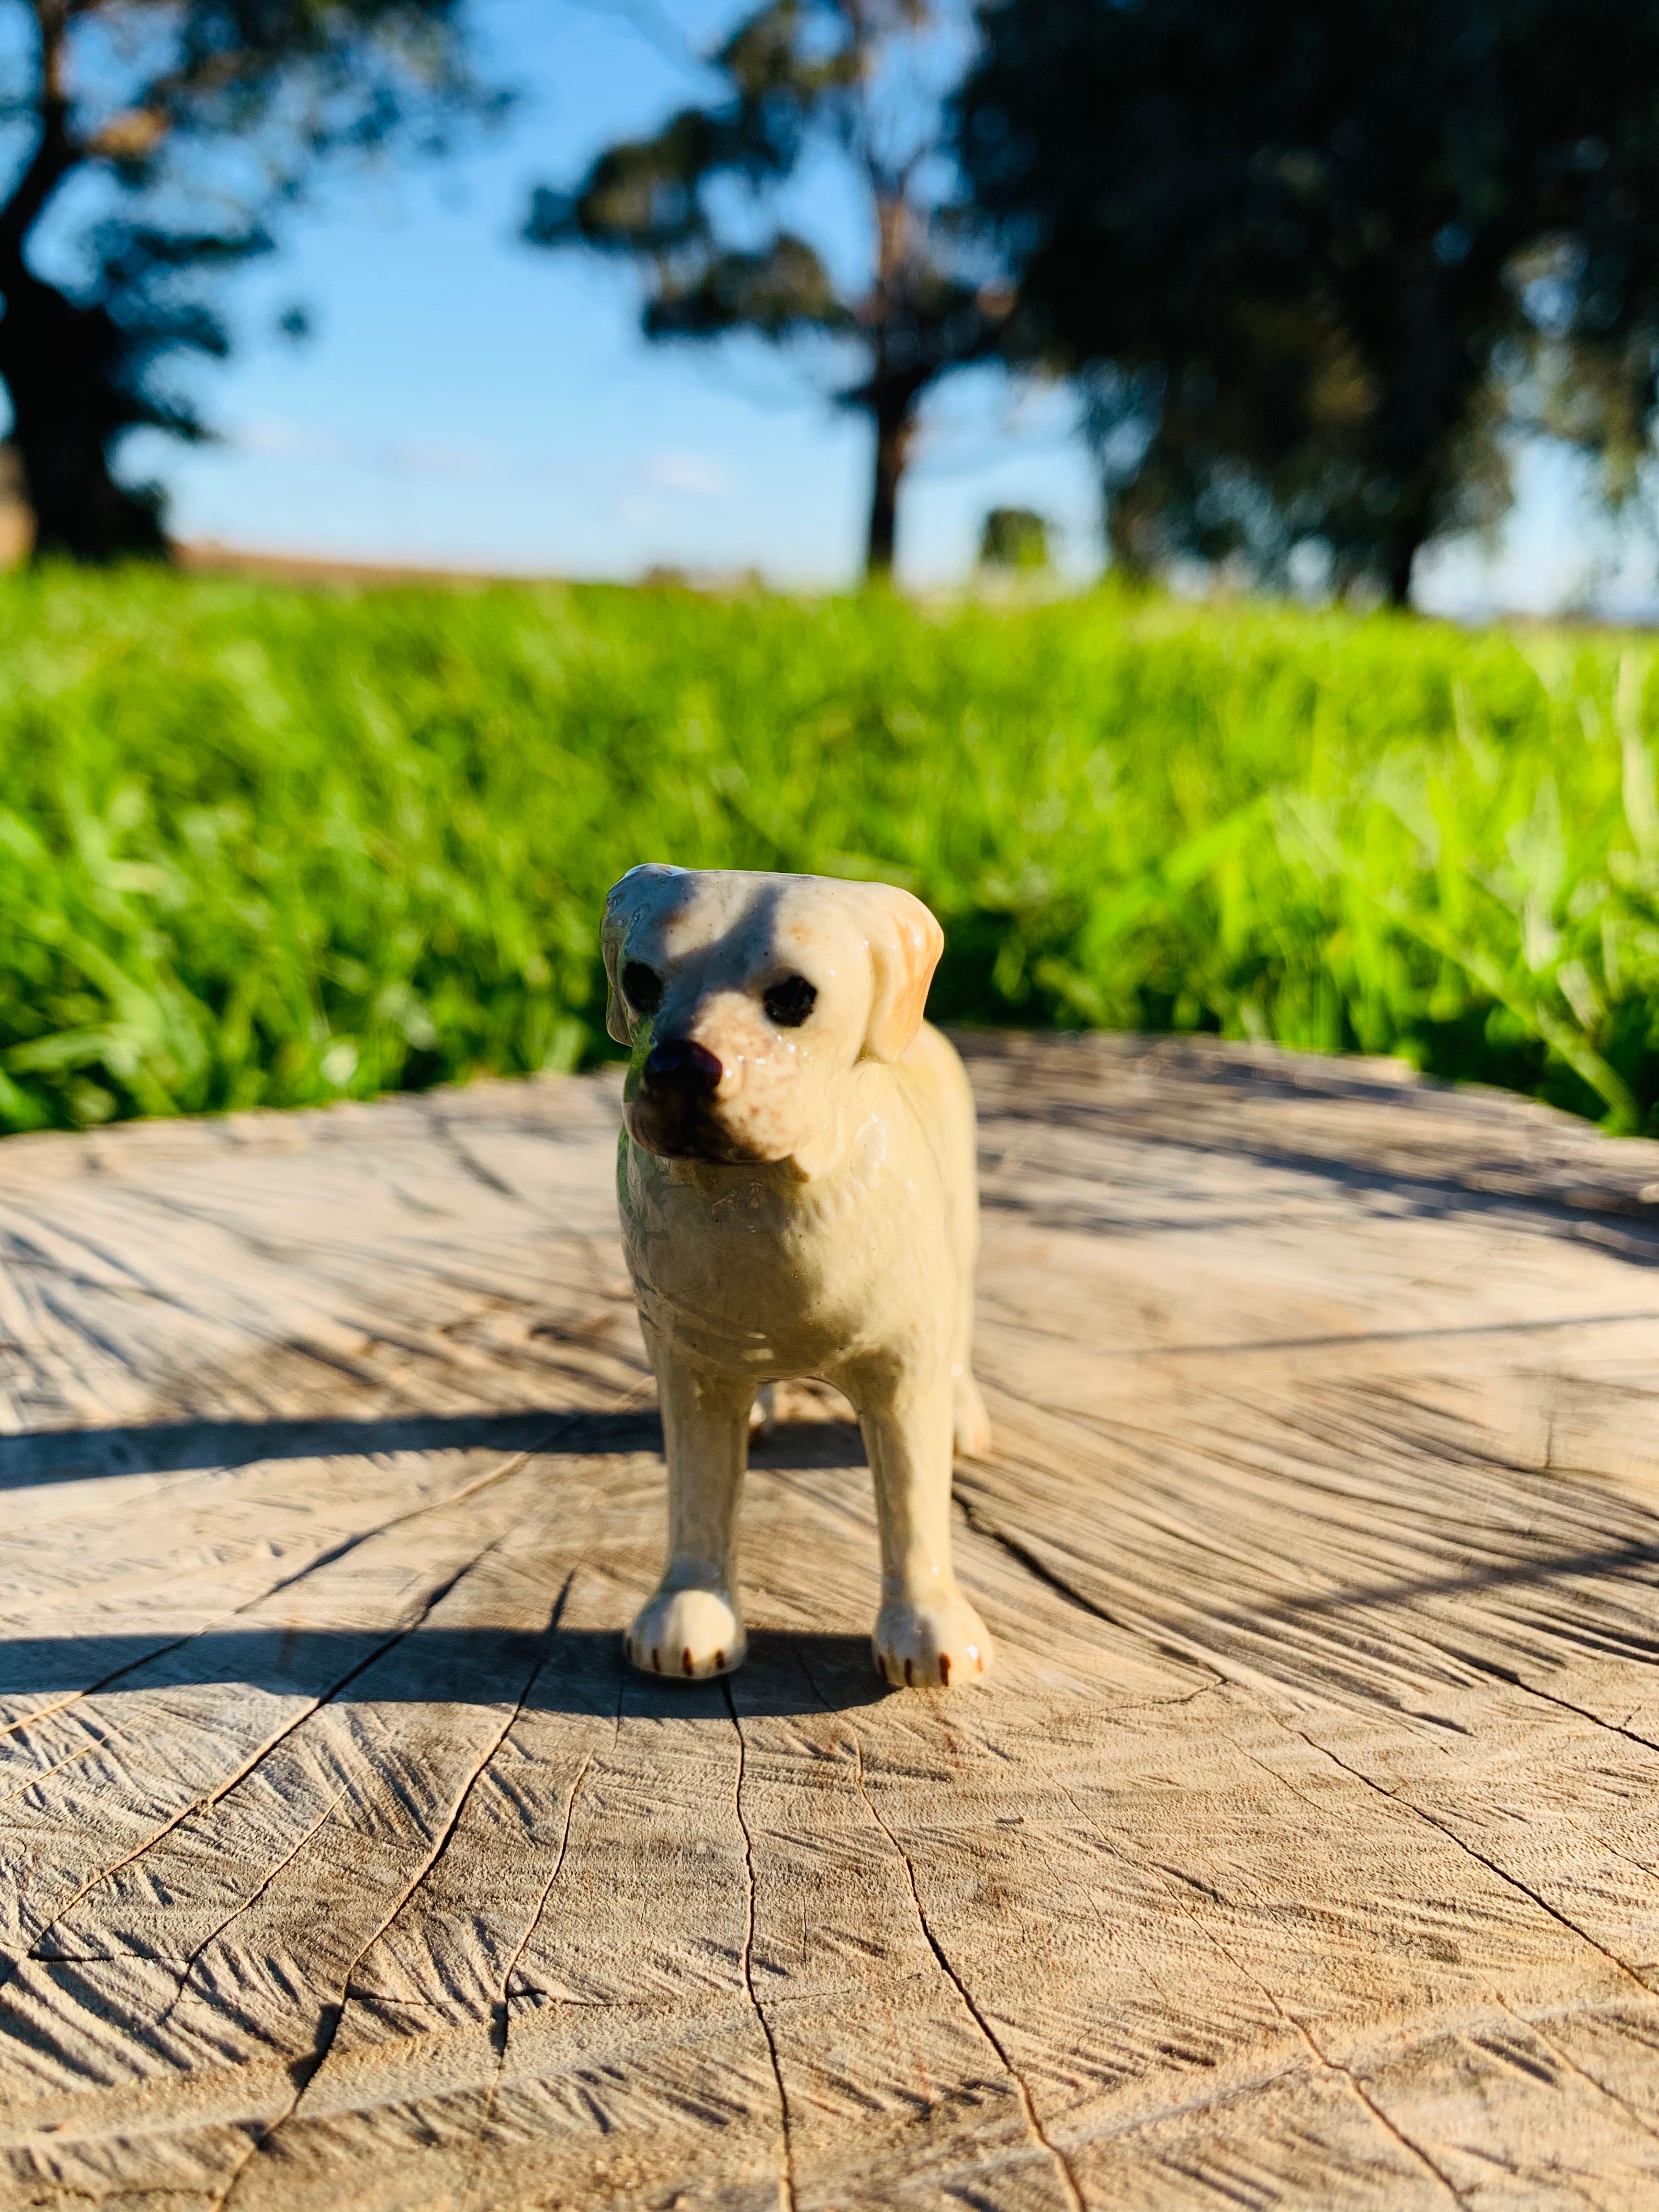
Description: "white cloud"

(644, 452), (732, 496)
(385, 440), (497, 481)
(230, 420), (501, 481)
(234, 418), (346, 463)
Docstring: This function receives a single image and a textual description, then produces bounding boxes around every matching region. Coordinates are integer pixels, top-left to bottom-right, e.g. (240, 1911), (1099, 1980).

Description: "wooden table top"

(2, 1034), (1658, 2211)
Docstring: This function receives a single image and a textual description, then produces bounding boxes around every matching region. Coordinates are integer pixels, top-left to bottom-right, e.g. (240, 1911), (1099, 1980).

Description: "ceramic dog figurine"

(603, 864), (992, 1689)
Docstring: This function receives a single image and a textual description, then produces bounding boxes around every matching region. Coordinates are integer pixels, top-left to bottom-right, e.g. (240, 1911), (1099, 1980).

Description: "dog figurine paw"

(603, 865), (992, 1689)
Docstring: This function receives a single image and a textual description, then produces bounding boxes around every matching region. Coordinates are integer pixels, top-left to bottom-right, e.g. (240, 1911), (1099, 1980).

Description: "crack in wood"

(1198, 1919), (1466, 2206)
(461, 1577), (592, 2210)
(8, 1522), (521, 1999)
(150, 1779), (356, 2040)
(723, 1679), (799, 2212)
(210, 1585), (562, 2209)
(0, 1443), (541, 1752)
(1491, 1995), (1659, 2152)
(834, 1713), (1087, 2212)
(1282, 1725), (1656, 1995)
(1447, 1650), (1659, 1759)
(1052, 1773), (1471, 2199)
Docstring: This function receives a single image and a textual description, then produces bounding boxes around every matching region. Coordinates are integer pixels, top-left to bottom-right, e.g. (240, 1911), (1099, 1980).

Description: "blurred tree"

(978, 503), (1046, 569)
(0, 0), (494, 563)
(958, 0), (1659, 605)
(527, 0), (1009, 578)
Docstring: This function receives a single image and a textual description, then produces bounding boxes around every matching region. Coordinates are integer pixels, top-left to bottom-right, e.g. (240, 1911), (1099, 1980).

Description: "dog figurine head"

(602, 866), (945, 1174)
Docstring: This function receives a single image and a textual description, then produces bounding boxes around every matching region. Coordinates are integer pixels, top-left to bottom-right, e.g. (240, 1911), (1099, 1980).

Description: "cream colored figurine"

(603, 864), (992, 1689)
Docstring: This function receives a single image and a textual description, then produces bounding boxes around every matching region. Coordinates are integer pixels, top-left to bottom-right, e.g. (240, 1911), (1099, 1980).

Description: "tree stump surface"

(2, 1032), (1658, 2211)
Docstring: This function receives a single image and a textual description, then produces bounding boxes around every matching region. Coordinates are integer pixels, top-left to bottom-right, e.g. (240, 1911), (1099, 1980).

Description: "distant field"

(3, 568), (1658, 1137)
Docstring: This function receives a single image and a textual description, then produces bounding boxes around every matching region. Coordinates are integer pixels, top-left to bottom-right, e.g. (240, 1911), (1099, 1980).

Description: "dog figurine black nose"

(643, 1037), (723, 1096)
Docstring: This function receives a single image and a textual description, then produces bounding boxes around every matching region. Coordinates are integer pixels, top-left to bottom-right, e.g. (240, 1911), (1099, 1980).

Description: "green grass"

(3, 566), (1659, 1138)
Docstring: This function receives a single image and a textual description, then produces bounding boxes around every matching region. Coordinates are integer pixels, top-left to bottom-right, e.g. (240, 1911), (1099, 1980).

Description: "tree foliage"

(958, 0), (1659, 603)
(528, 0), (1008, 576)
(0, 0), (492, 561)
(978, 503), (1046, 569)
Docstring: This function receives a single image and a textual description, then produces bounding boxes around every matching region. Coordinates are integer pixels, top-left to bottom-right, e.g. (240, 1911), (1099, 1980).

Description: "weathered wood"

(1, 1033), (1657, 2209)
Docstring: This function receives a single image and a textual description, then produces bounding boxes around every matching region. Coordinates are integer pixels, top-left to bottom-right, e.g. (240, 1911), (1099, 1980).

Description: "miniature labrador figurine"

(603, 864), (993, 1689)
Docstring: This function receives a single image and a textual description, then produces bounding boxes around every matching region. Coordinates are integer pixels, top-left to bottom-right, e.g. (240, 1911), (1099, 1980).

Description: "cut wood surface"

(2, 1032), (1658, 2211)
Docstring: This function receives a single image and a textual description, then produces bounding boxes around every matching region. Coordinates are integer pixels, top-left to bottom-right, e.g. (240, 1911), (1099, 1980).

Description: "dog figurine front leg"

(625, 1327), (751, 1679)
(853, 1361), (993, 1688)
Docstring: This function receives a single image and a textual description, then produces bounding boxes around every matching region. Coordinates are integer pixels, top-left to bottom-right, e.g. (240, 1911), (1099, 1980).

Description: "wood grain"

(1, 1034), (1657, 2209)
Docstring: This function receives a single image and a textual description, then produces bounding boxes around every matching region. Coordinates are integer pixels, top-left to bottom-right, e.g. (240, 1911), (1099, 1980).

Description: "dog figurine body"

(603, 864), (992, 1688)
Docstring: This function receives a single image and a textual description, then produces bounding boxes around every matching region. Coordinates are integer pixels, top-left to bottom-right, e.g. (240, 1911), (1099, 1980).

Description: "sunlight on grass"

(3, 569), (1658, 1136)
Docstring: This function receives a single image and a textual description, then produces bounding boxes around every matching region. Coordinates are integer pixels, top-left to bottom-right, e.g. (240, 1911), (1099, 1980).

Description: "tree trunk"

(0, 12), (172, 563)
(1385, 524), (1426, 610)
(865, 393), (916, 581)
(0, 268), (168, 564)
(1105, 484), (1159, 585)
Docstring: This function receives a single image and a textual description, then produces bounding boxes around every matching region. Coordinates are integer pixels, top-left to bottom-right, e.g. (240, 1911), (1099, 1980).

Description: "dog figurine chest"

(618, 1074), (957, 1383)
(602, 864), (992, 1689)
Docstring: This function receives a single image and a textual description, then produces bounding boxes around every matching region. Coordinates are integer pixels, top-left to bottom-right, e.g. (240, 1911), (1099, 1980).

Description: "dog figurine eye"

(763, 974), (817, 1028)
(623, 961), (664, 1015)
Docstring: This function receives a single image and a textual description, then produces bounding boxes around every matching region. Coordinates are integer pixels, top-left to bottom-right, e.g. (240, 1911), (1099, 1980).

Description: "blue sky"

(41, 0), (1659, 606)
(104, 0), (1099, 589)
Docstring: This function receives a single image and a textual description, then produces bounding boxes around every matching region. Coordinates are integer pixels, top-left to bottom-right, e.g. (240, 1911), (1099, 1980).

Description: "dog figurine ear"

(602, 864), (681, 1046)
(860, 885), (945, 1063)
